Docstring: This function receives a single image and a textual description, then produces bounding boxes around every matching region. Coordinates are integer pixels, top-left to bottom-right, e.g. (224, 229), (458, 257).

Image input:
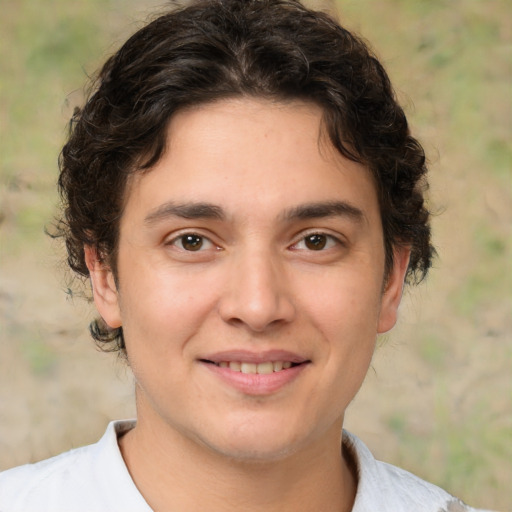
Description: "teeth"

(241, 362), (257, 374)
(256, 362), (274, 374)
(229, 361), (241, 371)
(273, 361), (283, 372)
(217, 361), (296, 373)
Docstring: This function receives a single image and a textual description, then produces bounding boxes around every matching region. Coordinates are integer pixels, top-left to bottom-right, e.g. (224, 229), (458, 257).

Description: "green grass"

(21, 337), (57, 376)
(417, 331), (447, 368)
(1, 0), (121, 254)
(387, 380), (512, 504)
(449, 220), (510, 317)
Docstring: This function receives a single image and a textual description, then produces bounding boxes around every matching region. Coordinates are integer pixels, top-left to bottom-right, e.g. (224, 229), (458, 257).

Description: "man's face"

(89, 98), (408, 461)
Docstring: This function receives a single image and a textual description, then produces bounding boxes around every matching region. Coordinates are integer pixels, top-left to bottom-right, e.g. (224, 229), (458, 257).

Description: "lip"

(200, 349), (308, 365)
(198, 349), (310, 395)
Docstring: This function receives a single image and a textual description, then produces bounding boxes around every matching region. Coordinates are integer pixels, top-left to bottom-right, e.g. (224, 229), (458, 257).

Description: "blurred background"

(1, 0), (510, 509)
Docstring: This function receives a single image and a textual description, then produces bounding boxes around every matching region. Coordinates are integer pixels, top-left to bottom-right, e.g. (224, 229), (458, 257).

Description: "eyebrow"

(144, 201), (225, 224)
(144, 199), (365, 225)
(281, 201), (365, 223)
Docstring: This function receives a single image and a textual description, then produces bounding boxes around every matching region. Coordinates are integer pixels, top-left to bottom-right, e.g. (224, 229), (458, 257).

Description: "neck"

(119, 399), (357, 512)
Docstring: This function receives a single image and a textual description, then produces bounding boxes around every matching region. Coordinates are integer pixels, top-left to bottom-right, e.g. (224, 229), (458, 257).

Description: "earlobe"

(377, 246), (411, 334)
(84, 245), (122, 329)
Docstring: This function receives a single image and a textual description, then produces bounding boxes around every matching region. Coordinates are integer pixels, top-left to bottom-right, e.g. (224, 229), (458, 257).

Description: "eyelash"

(166, 231), (343, 253)
(291, 232), (342, 251)
(167, 232), (217, 252)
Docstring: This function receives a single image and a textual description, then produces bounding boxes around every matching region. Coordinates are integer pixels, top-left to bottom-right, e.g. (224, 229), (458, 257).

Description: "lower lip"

(201, 362), (308, 395)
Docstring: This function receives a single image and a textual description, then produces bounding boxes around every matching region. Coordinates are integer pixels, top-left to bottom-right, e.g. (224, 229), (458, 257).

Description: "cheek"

(299, 269), (382, 385)
(298, 276), (379, 427)
(116, 259), (220, 354)
(299, 268), (383, 335)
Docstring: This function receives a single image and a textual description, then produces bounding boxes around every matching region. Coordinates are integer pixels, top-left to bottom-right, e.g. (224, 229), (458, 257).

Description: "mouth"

(199, 360), (304, 374)
(198, 351), (311, 395)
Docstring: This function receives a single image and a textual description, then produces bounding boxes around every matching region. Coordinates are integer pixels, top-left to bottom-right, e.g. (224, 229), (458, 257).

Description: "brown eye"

(180, 234), (204, 251)
(168, 232), (217, 255)
(304, 234), (327, 250)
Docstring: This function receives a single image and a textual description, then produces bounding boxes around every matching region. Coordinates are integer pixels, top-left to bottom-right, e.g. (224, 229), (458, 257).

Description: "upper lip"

(199, 349), (309, 365)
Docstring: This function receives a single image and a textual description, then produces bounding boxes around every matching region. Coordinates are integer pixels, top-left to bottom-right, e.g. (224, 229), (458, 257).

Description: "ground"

(1, 0), (510, 509)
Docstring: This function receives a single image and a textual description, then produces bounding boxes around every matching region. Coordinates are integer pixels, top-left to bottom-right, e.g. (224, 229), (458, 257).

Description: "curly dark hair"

(57, 0), (434, 353)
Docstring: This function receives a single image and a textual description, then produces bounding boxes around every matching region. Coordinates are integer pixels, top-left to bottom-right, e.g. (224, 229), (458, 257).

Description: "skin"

(86, 98), (410, 511)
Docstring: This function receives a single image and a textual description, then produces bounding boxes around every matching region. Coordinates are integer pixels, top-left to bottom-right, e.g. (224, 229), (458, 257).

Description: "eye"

(292, 233), (339, 251)
(171, 233), (215, 252)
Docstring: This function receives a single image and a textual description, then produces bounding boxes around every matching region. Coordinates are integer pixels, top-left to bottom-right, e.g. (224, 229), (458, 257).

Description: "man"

(0, 1), (492, 510)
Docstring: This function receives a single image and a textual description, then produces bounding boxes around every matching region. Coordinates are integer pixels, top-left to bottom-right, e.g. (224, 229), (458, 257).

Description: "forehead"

(123, 98), (379, 225)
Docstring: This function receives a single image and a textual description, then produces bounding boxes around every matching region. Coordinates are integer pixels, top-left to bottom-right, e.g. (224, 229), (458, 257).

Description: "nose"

(218, 248), (296, 332)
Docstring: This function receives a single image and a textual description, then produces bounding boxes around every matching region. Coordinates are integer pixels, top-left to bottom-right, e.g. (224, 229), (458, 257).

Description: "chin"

(207, 438), (301, 463)
(197, 420), (311, 463)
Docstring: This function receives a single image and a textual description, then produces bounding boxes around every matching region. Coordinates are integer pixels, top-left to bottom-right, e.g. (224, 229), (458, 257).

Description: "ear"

(84, 245), (122, 329)
(377, 246), (411, 334)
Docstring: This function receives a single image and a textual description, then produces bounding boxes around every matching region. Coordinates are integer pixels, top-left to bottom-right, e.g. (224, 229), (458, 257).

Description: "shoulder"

(343, 430), (494, 512)
(0, 420), (150, 512)
(0, 443), (92, 501)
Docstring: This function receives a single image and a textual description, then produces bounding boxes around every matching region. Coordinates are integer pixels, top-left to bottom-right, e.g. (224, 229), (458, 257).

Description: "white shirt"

(0, 420), (493, 512)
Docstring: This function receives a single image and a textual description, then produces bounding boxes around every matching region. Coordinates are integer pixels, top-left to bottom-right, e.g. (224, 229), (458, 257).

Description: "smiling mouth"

(200, 360), (306, 374)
